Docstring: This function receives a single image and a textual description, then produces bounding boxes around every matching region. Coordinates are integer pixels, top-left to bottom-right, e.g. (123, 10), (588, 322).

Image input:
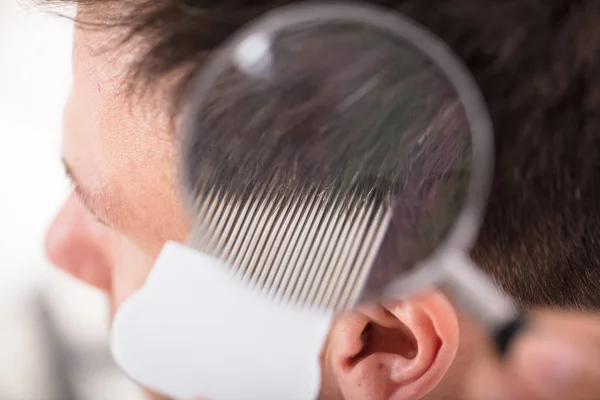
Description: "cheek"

(109, 233), (156, 312)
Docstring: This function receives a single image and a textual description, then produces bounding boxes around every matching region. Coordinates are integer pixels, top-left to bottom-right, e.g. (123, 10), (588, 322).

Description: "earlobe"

(328, 290), (459, 400)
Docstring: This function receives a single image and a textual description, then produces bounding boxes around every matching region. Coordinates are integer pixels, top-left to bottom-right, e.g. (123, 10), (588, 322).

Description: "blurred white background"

(0, 1), (144, 399)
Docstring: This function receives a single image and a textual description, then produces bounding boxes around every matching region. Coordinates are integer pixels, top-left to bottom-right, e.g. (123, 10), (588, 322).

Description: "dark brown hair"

(40, 0), (600, 310)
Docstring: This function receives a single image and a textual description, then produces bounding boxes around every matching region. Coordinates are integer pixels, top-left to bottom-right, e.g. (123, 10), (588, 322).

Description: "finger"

(464, 349), (532, 400)
(510, 332), (600, 400)
(530, 310), (600, 343)
(468, 331), (600, 400)
(460, 315), (533, 400)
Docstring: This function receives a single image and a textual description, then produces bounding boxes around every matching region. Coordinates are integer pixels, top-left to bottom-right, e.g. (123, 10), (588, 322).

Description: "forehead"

(71, 16), (132, 90)
(65, 18), (188, 257)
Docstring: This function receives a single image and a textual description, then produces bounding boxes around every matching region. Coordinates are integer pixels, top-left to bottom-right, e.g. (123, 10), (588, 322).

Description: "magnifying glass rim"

(180, 1), (494, 280)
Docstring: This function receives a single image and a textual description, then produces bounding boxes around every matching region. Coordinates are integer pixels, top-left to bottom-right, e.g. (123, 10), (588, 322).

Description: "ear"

(327, 290), (459, 400)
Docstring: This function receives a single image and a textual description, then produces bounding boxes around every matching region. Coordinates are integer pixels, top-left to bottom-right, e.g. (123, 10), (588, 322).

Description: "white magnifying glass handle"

(381, 249), (525, 356)
(440, 250), (525, 355)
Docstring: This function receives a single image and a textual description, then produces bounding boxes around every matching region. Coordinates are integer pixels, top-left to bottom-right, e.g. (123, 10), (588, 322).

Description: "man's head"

(43, 0), (600, 399)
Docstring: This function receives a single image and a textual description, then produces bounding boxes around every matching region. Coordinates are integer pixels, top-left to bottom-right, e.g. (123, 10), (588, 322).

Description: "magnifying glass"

(181, 1), (524, 351)
(111, 3), (525, 399)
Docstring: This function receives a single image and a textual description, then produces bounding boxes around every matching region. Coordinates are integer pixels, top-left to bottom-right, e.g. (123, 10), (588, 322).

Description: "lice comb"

(188, 183), (391, 310)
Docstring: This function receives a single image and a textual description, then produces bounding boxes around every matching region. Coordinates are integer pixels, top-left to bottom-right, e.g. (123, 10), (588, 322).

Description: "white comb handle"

(110, 241), (333, 400)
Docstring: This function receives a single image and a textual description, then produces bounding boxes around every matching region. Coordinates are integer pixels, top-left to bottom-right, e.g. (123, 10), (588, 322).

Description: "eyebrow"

(61, 158), (107, 225)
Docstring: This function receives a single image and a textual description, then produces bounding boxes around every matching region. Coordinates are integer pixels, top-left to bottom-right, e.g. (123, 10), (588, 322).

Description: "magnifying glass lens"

(185, 17), (472, 279)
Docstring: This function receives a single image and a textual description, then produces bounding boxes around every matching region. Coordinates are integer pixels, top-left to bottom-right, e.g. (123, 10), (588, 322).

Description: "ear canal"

(347, 318), (418, 367)
(348, 321), (374, 366)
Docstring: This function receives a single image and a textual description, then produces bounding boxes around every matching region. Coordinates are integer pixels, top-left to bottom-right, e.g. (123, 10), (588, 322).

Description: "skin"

(45, 5), (600, 400)
(50, 8), (460, 400)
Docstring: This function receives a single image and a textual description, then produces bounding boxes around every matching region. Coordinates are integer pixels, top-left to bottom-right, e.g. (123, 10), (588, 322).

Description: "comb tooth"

(191, 184), (212, 216)
(321, 196), (370, 309)
(240, 192), (284, 282)
(335, 199), (383, 309)
(275, 189), (323, 305)
(312, 192), (361, 309)
(295, 190), (343, 308)
(228, 185), (273, 274)
(286, 190), (333, 306)
(341, 207), (392, 309)
(328, 196), (385, 309)
(302, 192), (350, 308)
(342, 200), (383, 306)
(272, 192), (317, 301)
(221, 190), (258, 265)
(188, 186), (220, 251)
(235, 184), (278, 278)
(249, 192), (307, 291)
(251, 194), (298, 290)
(206, 191), (232, 254)
(243, 194), (287, 285)
(212, 196), (243, 258)
(205, 191), (237, 255)
(200, 187), (228, 253)
(227, 191), (265, 272)
(264, 194), (309, 298)
(193, 186), (215, 219)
